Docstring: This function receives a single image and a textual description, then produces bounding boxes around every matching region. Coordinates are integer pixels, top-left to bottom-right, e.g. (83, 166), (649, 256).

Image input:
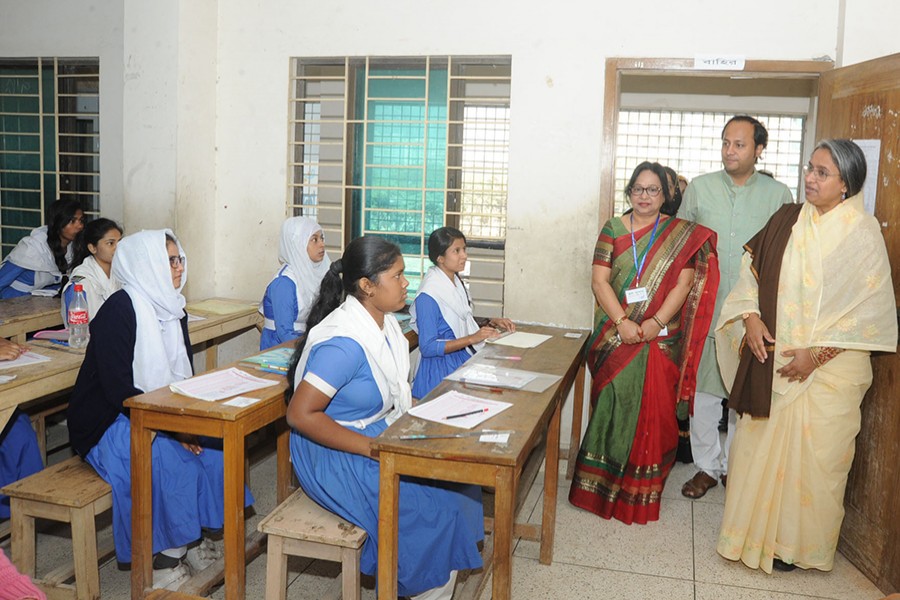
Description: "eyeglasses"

(628, 185), (662, 198)
(803, 164), (840, 183)
(168, 255), (186, 268)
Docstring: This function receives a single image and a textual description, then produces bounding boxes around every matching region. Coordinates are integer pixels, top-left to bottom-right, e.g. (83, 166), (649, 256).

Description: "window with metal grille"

(287, 56), (511, 316)
(613, 110), (805, 216)
(0, 57), (100, 257)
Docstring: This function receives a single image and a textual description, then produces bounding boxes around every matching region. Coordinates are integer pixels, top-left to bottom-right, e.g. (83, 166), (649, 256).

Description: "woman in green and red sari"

(570, 161), (719, 525)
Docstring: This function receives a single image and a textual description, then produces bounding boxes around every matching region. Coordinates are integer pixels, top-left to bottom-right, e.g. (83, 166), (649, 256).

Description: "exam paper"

(0, 351), (52, 370)
(408, 390), (512, 429)
(486, 331), (551, 348)
(169, 367), (277, 401)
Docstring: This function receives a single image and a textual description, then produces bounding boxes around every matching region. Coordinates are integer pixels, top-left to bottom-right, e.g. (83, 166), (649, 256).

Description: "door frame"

(599, 57), (834, 226)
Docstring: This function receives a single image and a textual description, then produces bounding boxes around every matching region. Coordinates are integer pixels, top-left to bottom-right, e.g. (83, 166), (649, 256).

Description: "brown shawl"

(727, 203), (803, 417)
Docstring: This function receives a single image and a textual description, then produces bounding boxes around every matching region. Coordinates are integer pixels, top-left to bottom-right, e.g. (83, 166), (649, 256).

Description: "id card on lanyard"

(626, 212), (660, 305)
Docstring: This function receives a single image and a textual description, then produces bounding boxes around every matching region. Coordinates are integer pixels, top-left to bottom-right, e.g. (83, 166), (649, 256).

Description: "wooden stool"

(258, 487), (367, 600)
(0, 455), (114, 600)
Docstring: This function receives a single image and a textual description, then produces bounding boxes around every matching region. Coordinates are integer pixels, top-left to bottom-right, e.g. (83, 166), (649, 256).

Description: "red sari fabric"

(570, 216), (718, 524)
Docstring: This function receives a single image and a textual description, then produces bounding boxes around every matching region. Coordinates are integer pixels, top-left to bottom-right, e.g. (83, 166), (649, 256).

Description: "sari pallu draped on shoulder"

(570, 217), (718, 524)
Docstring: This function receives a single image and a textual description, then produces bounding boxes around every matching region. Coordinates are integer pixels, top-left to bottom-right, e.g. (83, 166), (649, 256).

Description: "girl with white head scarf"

(259, 216), (331, 349)
(0, 198), (84, 298)
(284, 236), (484, 599)
(409, 226), (515, 399)
(67, 230), (253, 590)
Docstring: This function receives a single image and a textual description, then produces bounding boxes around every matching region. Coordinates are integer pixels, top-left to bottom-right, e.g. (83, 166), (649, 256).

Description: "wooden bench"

(0, 455), (114, 600)
(258, 487), (367, 600)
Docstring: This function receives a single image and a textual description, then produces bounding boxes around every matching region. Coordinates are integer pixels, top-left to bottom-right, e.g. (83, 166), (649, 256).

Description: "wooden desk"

(372, 324), (587, 600)
(0, 298), (263, 426)
(125, 357), (292, 600)
(0, 340), (84, 431)
(0, 296), (64, 343)
(185, 298), (262, 371)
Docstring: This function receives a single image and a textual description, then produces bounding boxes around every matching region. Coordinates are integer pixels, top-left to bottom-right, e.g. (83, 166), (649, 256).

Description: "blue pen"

(50, 339), (70, 347)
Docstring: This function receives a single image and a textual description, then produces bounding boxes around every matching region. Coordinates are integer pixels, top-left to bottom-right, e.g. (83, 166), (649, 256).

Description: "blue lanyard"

(630, 213), (661, 284)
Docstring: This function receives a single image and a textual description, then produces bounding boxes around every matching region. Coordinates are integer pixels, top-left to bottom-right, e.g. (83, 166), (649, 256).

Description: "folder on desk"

(446, 363), (562, 393)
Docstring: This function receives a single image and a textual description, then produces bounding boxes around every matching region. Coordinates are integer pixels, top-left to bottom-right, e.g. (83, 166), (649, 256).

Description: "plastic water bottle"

(68, 283), (90, 349)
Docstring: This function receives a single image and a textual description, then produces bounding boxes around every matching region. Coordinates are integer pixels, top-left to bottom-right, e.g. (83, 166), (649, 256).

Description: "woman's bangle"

(613, 315), (627, 327)
(651, 315), (666, 329)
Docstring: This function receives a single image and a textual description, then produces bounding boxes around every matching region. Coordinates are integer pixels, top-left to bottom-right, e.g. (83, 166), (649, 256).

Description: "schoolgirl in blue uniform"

(0, 198), (84, 298)
(61, 218), (123, 324)
(66, 230), (253, 590)
(410, 227), (515, 398)
(0, 337), (43, 521)
(258, 216), (330, 349)
(285, 236), (484, 599)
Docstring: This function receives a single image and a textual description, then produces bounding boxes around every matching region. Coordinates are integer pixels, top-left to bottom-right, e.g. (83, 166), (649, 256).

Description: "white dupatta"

(61, 255), (121, 324)
(410, 265), (481, 352)
(111, 229), (192, 393)
(260, 217), (331, 333)
(4, 226), (71, 293)
(294, 294), (412, 428)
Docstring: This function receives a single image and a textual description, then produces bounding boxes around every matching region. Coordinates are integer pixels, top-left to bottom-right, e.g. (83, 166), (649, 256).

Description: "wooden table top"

(0, 295), (64, 340)
(186, 298), (261, 345)
(371, 324), (588, 468)
(123, 351), (289, 422)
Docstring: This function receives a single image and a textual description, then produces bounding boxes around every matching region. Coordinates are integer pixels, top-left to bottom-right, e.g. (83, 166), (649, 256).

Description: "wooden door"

(817, 52), (900, 594)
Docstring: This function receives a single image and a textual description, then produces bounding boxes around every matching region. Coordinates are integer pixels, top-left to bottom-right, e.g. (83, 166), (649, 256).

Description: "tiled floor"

(6, 435), (889, 600)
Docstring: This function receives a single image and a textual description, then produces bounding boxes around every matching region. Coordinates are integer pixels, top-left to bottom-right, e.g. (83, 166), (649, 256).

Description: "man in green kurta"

(679, 115), (794, 498)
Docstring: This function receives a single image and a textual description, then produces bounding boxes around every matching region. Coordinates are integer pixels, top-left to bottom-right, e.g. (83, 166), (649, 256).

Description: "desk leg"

(275, 422), (291, 503)
(566, 361), (586, 480)
(130, 410), (153, 599)
(377, 452), (399, 600)
(541, 397), (562, 565)
(492, 465), (515, 600)
(205, 341), (218, 371)
(223, 426), (246, 600)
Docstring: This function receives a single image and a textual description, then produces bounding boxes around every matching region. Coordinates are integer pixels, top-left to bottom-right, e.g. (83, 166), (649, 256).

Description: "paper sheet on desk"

(0, 351), (51, 370)
(408, 390), (512, 429)
(486, 331), (551, 348)
(187, 313), (207, 322)
(169, 367), (277, 401)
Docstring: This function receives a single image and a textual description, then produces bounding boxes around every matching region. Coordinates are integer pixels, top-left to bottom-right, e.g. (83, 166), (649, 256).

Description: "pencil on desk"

(444, 408), (489, 420)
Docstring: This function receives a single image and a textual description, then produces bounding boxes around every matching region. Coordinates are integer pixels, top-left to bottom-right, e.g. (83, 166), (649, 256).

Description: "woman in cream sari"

(716, 139), (897, 573)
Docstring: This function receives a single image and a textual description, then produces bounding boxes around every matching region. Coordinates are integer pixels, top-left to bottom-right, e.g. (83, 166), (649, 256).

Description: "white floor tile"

(478, 555), (695, 600)
(692, 502), (885, 600)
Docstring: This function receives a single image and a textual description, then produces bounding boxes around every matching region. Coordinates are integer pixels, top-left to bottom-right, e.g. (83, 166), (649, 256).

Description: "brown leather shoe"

(681, 471), (718, 499)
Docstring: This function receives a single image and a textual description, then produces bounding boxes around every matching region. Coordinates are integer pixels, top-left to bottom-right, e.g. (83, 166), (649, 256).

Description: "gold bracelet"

(652, 315), (666, 329)
(613, 315), (627, 327)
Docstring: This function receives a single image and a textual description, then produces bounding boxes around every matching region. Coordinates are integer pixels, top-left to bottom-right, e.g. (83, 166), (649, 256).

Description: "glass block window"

(614, 110), (805, 215)
(288, 56), (511, 314)
(0, 57), (100, 257)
